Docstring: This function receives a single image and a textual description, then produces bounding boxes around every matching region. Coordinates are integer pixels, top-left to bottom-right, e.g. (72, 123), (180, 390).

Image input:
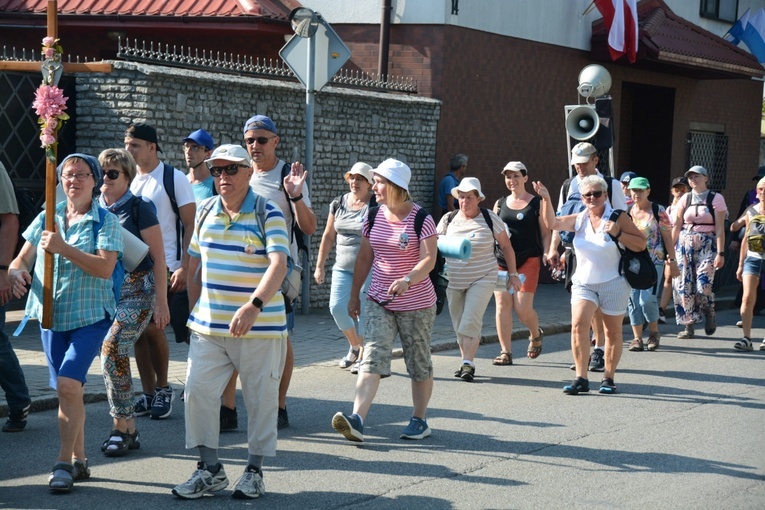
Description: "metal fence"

(115, 38), (418, 94)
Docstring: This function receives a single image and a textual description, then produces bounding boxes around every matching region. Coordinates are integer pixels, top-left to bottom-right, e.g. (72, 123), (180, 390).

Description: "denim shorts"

(742, 256), (765, 277)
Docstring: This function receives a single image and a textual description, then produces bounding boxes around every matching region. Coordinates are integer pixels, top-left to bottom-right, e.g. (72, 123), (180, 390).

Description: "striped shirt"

(437, 209), (505, 290)
(23, 199), (123, 331)
(363, 204), (437, 311)
(187, 192), (290, 339)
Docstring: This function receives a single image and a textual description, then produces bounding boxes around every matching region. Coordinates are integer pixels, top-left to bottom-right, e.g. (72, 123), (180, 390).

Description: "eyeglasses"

(369, 294), (395, 307)
(210, 164), (247, 177)
(244, 136), (276, 146)
(61, 172), (93, 182)
(582, 191), (604, 200)
(183, 144), (206, 152)
(104, 169), (122, 180)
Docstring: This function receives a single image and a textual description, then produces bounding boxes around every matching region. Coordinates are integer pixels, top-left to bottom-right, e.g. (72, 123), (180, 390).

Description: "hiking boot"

(150, 386), (173, 420)
(220, 406), (238, 432)
(277, 407), (289, 430)
(459, 363), (475, 382)
(563, 377), (590, 395)
(658, 307), (666, 324)
(332, 412), (364, 442)
(400, 417), (431, 440)
(232, 465), (265, 499)
(134, 393), (153, 417)
(704, 311), (717, 336)
(172, 462), (229, 499)
(647, 332), (660, 351)
(677, 324), (695, 339)
(589, 349), (605, 372)
(628, 338), (644, 351)
(2, 403), (30, 432)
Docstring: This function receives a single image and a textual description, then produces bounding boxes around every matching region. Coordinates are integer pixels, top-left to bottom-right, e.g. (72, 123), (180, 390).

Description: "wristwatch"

(251, 297), (264, 310)
(288, 193), (303, 203)
(403, 275), (411, 286)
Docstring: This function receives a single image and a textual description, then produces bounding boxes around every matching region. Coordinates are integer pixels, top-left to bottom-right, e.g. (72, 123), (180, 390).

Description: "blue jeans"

(0, 305), (31, 411)
(627, 264), (663, 326)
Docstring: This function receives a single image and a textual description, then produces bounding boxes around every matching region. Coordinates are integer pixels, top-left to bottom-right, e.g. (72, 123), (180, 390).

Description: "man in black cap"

(125, 122), (197, 420)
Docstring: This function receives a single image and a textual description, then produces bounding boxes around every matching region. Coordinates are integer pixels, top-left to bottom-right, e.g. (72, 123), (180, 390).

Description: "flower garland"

(33, 37), (69, 163)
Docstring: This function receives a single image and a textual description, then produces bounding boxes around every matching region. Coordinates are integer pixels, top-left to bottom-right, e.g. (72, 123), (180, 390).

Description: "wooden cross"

(0, 1), (112, 328)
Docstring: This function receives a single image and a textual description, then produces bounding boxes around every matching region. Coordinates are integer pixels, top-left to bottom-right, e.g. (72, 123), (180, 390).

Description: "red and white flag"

(594, 0), (639, 63)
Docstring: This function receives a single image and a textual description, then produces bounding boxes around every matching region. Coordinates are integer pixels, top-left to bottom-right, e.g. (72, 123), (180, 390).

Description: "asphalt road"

(1, 306), (763, 510)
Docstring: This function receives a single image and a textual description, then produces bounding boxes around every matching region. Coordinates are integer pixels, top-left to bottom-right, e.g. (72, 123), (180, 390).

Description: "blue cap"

(620, 171), (637, 183)
(243, 115), (277, 136)
(57, 153), (104, 192)
(182, 129), (214, 150)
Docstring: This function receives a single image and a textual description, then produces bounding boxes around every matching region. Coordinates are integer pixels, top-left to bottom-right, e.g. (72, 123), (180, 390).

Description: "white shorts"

(571, 276), (630, 316)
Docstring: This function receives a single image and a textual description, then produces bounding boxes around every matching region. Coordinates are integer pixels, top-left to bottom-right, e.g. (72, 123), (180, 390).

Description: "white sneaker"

(172, 462), (228, 499)
(232, 465), (265, 499)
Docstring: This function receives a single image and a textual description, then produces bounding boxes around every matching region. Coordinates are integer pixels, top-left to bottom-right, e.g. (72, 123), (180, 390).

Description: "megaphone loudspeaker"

(566, 106), (599, 141)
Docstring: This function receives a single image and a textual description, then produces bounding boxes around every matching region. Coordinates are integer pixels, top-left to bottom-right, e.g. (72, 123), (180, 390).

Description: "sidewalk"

(0, 282), (739, 417)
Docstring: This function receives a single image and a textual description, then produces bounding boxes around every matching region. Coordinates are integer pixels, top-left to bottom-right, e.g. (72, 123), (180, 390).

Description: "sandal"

(101, 430), (141, 457)
(339, 348), (360, 369)
(492, 351), (513, 366)
(527, 328), (544, 359)
(734, 337), (753, 351)
(48, 461), (74, 492)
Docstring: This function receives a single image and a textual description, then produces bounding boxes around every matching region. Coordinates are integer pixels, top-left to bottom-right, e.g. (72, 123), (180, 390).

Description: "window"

(700, 0), (739, 22)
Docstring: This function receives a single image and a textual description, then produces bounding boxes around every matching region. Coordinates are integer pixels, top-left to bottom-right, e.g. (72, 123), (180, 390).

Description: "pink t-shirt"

(363, 204), (437, 312)
(680, 192), (727, 233)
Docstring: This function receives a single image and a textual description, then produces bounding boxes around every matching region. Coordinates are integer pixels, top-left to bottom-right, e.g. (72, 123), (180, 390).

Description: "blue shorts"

(742, 256), (765, 277)
(40, 318), (112, 389)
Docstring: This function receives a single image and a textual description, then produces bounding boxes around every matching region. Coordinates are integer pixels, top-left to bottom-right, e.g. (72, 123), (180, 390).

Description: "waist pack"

(608, 210), (657, 290)
(746, 214), (765, 253)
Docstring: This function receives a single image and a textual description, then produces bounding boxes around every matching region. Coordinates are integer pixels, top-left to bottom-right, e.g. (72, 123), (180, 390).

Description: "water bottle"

(496, 271), (526, 294)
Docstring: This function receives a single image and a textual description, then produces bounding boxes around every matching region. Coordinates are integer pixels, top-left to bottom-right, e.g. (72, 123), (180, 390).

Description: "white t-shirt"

(248, 159), (312, 260)
(572, 204), (622, 284)
(130, 161), (196, 271)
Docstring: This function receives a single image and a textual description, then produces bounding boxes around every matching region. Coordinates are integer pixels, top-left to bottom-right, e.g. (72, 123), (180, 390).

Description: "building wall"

(73, 61), (441, 308)
(334, 23), (762, 216)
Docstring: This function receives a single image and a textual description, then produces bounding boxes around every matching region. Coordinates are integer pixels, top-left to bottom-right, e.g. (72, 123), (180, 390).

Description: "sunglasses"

(370, 294), (395, 307)
(244, 136), (276, 146)
(104, 169), (122, 180)
(582, 191), (604, 199)
(210, 164), (247, 177)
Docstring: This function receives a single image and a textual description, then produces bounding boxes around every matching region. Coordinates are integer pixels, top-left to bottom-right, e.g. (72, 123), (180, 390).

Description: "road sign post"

(280, 9), (351, 314)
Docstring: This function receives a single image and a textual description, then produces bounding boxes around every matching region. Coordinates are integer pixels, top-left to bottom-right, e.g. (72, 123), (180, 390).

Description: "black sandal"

(101, 429), (141, 457)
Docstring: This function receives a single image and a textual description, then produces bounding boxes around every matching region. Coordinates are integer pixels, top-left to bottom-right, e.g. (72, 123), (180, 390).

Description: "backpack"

(683, 191), (717, 227)
(92, 206), (125, 306)
(11, 183), (39, 257)
(608, 210), (657, 290)
(746, 212), (765, 253)
(162, 162), (183, 262)
(558, 176), (614, 245)
(195, 195), (303, 304)
(367, 206), (448, 314)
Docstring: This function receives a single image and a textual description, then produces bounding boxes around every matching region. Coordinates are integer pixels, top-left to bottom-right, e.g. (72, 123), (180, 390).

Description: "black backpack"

(367, 206), (447, 314)
(683, 191), (717, 227)
(558, 176), (615, 244)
